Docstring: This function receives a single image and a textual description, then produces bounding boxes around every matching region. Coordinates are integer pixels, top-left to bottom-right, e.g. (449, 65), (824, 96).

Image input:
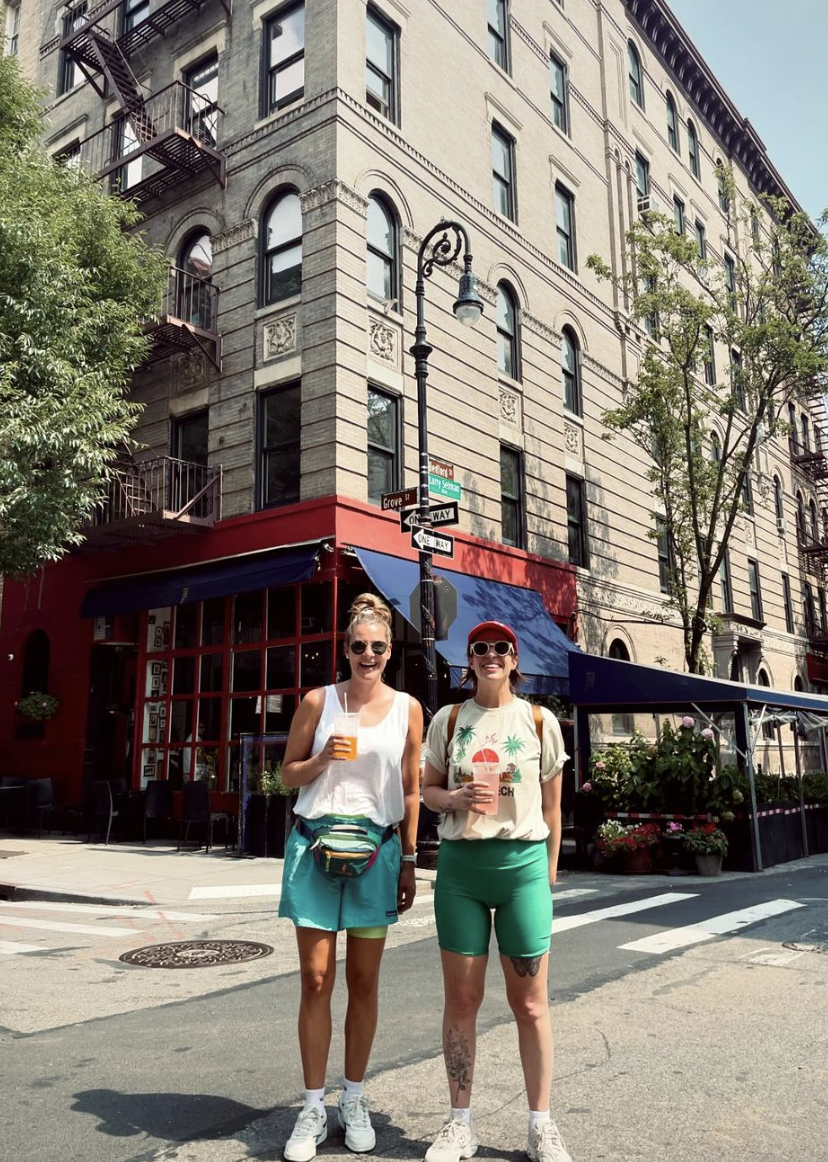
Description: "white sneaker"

(425, 1117), (479, 1162)
(338, 1093), (376, 1153)
(527, 1119), (572, 1162)
(284, 1105), (328, 1162)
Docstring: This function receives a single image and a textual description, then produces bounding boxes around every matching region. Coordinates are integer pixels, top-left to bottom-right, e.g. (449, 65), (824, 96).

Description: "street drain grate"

(119, 939), (274, 969)
(783, 941), (828, 955)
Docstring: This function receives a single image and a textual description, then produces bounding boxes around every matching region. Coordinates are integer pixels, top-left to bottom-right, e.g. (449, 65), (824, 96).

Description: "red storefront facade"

(1, 497), (577, 813)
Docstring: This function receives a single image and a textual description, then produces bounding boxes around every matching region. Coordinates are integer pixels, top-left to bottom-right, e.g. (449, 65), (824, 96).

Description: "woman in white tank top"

(278, 593), (423, 1161)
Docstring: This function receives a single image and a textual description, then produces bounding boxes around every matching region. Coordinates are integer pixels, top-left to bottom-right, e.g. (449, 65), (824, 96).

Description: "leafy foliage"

(594, 819), (661, 856)
(587, 168), (828, 672)
(683, 824), (728, 857)
(0, 57), (167, 576)
(15, 691), (59, 720)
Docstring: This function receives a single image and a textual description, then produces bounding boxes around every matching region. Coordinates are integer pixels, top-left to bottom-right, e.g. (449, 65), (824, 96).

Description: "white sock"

(343, 1078), (364, 1098)
(529, 1110), (550, 1132)
(304, 1088), (325, 1114)
(451, 1107), (472, 1125)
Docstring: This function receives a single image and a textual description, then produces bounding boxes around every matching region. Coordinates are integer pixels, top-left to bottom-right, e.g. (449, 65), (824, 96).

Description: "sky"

(667, 0), (828, 221)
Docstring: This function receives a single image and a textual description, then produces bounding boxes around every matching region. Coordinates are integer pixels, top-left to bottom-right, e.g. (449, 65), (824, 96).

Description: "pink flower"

(701, 728), (714, 740)
(681, 716), (695, 728)
(41, 701), (47, 708)
(666, 821), (683, 833)
(582, 781), (592, 793)
(595, 761), (605, 770)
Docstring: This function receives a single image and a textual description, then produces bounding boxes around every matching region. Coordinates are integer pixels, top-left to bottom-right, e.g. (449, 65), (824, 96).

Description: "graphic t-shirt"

(423, 698), (567, 841)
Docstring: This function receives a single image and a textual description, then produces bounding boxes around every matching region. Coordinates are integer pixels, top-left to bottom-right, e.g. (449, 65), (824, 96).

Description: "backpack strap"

(446, 703), (462, 750)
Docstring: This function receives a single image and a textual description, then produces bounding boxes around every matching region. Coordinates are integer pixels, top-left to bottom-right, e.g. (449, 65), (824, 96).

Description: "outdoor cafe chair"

(178, 779), (231, 853)
(143, 779), (173, 842)
(88, 781), (120, 846)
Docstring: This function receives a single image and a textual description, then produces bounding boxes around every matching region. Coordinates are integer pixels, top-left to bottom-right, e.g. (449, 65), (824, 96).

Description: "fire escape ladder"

(86, 32), (155, 142)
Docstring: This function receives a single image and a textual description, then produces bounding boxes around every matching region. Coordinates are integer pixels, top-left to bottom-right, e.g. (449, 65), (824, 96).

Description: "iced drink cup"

(333, 712), (359, 760)
(470, 762), (501, 815)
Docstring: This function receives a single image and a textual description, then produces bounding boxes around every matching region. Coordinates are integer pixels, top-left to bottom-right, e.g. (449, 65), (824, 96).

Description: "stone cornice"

(300, 180), (369, 216)
(522, 311), (560, 345)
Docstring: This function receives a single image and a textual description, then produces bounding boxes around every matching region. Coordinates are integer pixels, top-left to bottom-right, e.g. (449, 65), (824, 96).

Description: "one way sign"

(411, 527), (455, 557)
(399, 501), (459, 531)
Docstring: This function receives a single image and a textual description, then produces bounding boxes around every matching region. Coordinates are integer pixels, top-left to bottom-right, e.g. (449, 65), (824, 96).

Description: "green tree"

(588, 170), (828, 673)
(0, 56), (167, 576)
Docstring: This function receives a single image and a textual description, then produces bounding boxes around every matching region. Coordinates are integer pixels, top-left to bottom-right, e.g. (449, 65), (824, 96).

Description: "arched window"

(773, 476), (784, 523)
(561, 327), (581, 415)
(810, 498), (819, 542)
(608, 639), (633, 733)
(496, 282), (519, 380)
(627, 41), (644, 108)
(710, 431), (721, 464)
(687, 120), (700, 178)
(261, 189), (302, 305)
(177, 231), (213, 329)
(796, 491), (806, 540)
(794, 675), (804, 692)
(666, 92), (679, 153)
(609, 639), (630, 661)
(20, 630), (50, 697)
(366, 194), (398, 304)
(716, 159), (730, 213)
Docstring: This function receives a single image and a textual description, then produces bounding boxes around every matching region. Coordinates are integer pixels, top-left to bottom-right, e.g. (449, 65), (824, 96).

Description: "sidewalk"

(0, 834), (438, 906)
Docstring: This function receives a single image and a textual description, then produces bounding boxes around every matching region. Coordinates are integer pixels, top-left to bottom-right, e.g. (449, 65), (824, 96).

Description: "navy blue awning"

(81, 543), (322, 618)
(354, 547), (578, 694)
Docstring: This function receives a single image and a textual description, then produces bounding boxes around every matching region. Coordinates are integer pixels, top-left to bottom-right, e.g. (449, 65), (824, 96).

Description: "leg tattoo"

(510, 955), (542, 978)
(443, 1026), (472, 1096)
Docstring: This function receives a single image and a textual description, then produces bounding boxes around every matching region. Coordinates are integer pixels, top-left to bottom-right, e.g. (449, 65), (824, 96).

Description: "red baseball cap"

(467, 621), (518, 653)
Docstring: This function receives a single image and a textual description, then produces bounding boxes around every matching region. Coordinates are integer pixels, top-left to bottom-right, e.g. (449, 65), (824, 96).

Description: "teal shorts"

(278, 814), (402, 934)
(435, 838), (552, 958)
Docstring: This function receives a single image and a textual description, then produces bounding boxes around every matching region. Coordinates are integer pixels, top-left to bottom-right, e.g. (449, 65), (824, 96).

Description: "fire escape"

(43, 0), (228, 205)
(791, 423), (828, 650)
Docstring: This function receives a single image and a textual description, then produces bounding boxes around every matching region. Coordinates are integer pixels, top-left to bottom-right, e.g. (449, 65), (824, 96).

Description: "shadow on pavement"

(70, 1087), (266, 1142)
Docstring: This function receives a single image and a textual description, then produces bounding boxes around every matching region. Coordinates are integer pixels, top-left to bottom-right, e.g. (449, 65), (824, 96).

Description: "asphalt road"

(2, 861), (827, 1162)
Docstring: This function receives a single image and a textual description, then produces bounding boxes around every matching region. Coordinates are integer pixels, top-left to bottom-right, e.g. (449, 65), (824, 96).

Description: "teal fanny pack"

(296, 817), (395, 878)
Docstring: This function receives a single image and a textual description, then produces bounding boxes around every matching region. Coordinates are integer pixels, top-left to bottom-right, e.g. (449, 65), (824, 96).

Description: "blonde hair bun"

(347, 592), (392, 639)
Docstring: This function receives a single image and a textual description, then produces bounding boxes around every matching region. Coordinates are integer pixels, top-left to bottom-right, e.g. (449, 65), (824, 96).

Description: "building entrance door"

(82, 645), (138, 798)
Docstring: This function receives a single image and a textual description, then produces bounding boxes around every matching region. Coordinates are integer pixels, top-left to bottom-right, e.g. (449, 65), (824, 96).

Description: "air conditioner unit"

(637, 194), (660, 217)
(777, 517), (787, 534)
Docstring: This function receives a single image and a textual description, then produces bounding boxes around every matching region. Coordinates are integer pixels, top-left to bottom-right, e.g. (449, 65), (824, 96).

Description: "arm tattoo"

(510, 955), (542, 977)
(443, 1026), (472, 1095)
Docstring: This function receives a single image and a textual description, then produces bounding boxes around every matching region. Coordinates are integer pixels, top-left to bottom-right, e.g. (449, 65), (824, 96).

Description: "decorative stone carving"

(499, 387), (521, 428)
(745, 520), (754, 547)
(564, 424), (582, 457)
(522, 312), (560, 345)
(300, 180), (368, 216)
(263, 314), (297, 360)
(177, 350), (208, 391)
(213, 219), (255, 254)
(369, 317), (397, 364)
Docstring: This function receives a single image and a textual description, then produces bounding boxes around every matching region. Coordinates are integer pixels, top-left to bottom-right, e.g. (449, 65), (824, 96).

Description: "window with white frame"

(263, 2), (305, 115)
(366, 6), (399, 123)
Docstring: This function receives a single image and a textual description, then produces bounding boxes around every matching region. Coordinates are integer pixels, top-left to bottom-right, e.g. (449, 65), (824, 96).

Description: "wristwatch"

(401, 854), (416, 863)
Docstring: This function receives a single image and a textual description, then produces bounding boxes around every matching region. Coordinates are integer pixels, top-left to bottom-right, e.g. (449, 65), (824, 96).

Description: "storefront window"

(202, 597), (225, 645)
(233, 649), (263, 691)
(301, 640), (332, 688)
(234, 591), (263, 644)
(174, 604), (198, 649)
(268, 587), (297, 638)
(266, 644), (296, 688)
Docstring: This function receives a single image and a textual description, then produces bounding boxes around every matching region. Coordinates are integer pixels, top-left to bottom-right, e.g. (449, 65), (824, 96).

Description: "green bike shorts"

(434, 838), (552, 959)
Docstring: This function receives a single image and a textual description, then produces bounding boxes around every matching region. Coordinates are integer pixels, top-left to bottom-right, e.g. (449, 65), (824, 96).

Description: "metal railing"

(89, 456), (221, 528)
(152, 266), (218, 333)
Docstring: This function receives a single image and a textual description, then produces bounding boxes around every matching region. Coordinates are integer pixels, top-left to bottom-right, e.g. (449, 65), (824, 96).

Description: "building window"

(724, 253), (737, 309)
(366, 6), (399, 122)
(58, 3), (87, 94)
(820, 589), (827, 633)
(643, 275), (659, 339)
(111, 115), (142, 192)
(810, 498), (819, 542)
(666, 92), (679, 152)
(627, 41), (644, 109)
(774, 476), (784, 523)
(748, 558), (763, 622)
(184, 54), (219, 147)
(4, 0), (20, 55)
(366, 193), (398, 303)
(673, 195), (685, 235)
(656, 516), (673, 593)
(263, 2), (305, 115)
(500, 444), (524, 548)
(561, 327), (581, 415)
(259, 383), (301, 508)
(496, 282), (519, 380)
(801, 413), (811, 452)
(703, 325), (716, 385)
(491, 122), (516, 221)
(687, 120), (700, 178)
(782, 573), (794, 633)
(796, 491), (806, 541)
(367, 387), (400, 504)
(710, 431), (721, 464)
(717, 161), (730, 213)
(549, 51), (569, 134)
(730, 348), (745, 410)
(487, 0), (509, 71)
(177, 232), (213, 330)
(804, 582), (815, 635)
(56, 140), (81, 167)
(741, 470), (753, 516)
(718, 552), (732, 611)
(261, 189), (302, 305)
(171, 410), (209, 466)
(566, 475), (588, 568)
(695, 219), (706, 260)
(635, 152), (650, 201)
(171, 410), (209, 514)
(608, 639), (634, 734)
(122, 0), (149, 34)
(555, 183), (576, 270)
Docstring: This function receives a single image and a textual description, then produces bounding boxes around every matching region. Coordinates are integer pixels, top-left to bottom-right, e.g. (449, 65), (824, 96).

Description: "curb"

(0, 883), (154, 907)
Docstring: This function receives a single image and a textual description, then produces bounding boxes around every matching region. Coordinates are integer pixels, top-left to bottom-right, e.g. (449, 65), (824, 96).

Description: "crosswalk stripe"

(0, 916), (143, 937)
(0, 901), (218, 923)
(553, 892), (697, 933)
(188, 883), (280, 900)
(619, 898), (806, 954)
(553, 888), (599, 902)
(0, 938), (42, 955)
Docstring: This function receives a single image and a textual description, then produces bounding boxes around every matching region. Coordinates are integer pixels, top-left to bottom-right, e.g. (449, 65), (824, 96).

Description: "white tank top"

(294, 685), (409, 826)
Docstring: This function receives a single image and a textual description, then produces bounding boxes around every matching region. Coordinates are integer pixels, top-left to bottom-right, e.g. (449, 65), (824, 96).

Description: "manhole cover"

(783, 941), (828, 955)
(119, 939), (273, 969)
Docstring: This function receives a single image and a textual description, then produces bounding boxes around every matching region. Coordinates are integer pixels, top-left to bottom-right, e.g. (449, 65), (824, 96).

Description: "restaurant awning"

(354, 547), (579, 694)
(81, 542), (322, 617)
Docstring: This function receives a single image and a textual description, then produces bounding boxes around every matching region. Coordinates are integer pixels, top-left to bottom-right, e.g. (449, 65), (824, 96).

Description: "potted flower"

(15, 692), (59, 721)
(683, 823), (728, 875)
(594, 819), (661, 874)
(246, 763), (296, 858)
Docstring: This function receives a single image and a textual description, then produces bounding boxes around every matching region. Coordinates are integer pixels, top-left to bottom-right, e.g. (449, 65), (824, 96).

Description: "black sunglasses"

(469, 640), (515, 657)
(349, 641), (389, 655)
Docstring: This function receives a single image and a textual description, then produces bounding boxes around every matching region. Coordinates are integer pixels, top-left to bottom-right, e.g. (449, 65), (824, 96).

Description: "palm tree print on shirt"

(454, 724), (475, 762)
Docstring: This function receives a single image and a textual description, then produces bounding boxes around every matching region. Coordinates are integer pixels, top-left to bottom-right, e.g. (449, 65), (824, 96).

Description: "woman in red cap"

(421, 620), (571, 1162)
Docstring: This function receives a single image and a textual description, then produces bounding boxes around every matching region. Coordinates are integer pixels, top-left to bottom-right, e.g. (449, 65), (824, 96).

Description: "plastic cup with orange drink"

(333, 712), (359, 760)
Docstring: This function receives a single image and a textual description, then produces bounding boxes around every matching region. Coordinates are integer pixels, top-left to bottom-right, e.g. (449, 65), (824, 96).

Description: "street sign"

(381, 486), (418, 511)
(429, 474), (462, 501)
(428, 457), (455, 481)
(411, 527), (455, 557)
(399, 502), (459, 531)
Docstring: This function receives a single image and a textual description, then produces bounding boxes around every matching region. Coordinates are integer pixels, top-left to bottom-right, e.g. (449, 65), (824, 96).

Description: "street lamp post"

(410, 221), (483, 859)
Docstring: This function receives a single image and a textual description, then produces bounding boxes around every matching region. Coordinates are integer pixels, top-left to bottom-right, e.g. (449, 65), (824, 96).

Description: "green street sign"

(429, 474), (462, 501)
